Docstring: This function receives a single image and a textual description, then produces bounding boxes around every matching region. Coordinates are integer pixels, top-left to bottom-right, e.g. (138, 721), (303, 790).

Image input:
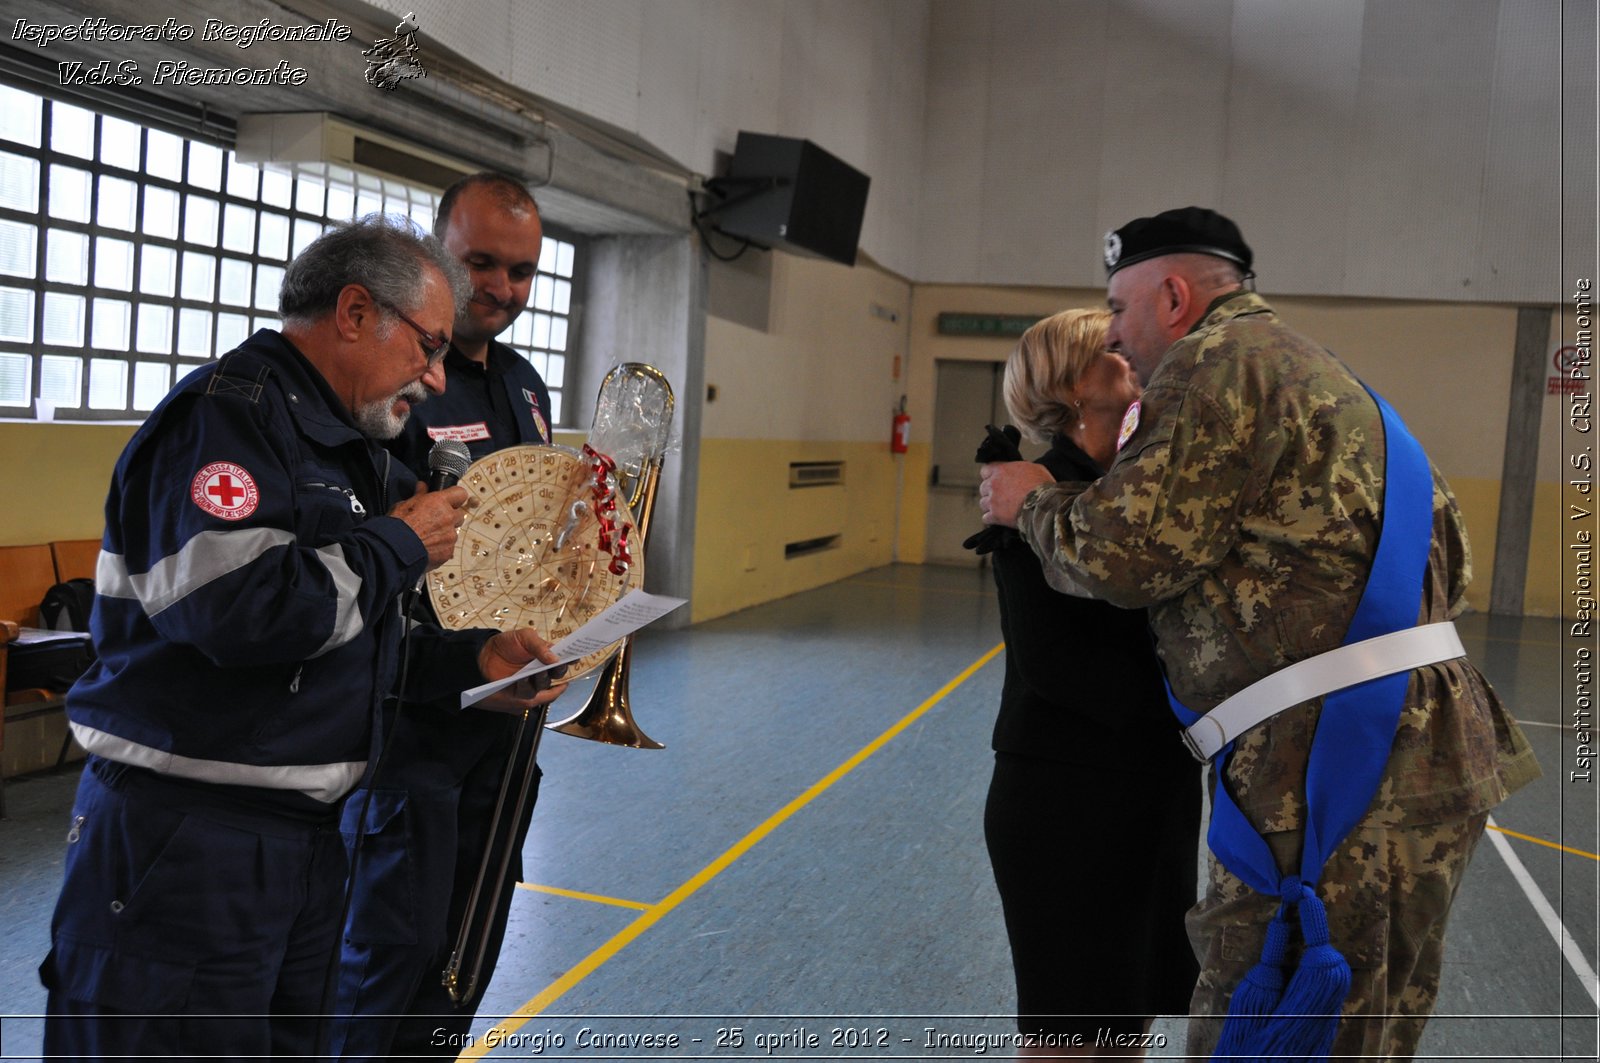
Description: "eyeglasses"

(377, 300), (451, 366)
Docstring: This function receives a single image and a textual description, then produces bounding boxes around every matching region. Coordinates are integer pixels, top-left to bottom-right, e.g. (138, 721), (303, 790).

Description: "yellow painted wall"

(894, 441), (931, 566)
(1447, 478), (1501, 615)
(693, 251), (913, 622)
(691, 439), (899, 623)
(1536, 301), (1594, 622)
(1525, 480), (1563, 619)
(0, 423), (133, 546)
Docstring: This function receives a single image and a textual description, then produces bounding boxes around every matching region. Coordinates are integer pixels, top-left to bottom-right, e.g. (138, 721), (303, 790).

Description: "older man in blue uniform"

(38, 215), (566, 1061)
(333, 173), (559, 1058)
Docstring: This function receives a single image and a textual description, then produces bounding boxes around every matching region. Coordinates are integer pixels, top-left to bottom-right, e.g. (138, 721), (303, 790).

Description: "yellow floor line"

(515, 882), (652, 911)
(460, 642), (1005, 1059)
(1487, 823), (1600, 862)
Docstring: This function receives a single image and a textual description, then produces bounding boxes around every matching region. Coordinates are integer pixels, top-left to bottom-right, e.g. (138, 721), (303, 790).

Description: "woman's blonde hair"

(1002, 308), (1111, 442)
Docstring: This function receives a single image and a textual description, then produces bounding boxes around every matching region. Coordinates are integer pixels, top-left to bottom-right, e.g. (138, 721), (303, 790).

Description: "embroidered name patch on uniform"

(427, 423), (491, 442)
(191, 462), (260, 520)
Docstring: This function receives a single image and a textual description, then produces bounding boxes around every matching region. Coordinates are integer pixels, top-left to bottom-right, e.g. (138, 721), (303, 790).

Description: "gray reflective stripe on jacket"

(69, 722), (365, 803)
(95, 534), (365, 658)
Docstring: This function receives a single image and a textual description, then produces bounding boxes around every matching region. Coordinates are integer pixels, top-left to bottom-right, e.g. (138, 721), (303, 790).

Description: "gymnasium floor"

(0, 563), (1594, 1061)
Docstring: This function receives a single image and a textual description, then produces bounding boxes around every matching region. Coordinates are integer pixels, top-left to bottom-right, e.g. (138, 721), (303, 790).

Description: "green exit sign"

(936, 313), (1044, 337)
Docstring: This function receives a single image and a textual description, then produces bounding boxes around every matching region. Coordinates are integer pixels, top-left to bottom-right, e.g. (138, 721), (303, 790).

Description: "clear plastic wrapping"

(586, 363), (676, 496)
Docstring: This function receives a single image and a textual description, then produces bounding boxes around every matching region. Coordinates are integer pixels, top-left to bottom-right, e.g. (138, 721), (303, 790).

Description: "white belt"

(1181, 621), (1467, 763)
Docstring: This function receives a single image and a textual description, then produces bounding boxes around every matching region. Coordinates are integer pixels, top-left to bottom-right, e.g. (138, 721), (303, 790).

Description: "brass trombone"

(440, 363), (675, 1007)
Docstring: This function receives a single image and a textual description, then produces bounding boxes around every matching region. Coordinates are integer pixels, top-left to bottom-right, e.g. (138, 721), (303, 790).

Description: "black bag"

(40, 577), (94, 632)
(6, 638), (94, 691)
(5, 578), (98, 693)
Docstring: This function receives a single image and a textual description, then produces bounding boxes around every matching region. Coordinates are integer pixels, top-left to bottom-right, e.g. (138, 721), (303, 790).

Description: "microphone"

(408, 439), (474, 605)
(427, 439), (472, 491)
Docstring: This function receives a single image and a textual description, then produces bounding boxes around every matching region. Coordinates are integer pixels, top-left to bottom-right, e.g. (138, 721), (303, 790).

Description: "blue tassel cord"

(1211, 879), (1352, 1063)
(1212, 911), (1290, 1061)
(1258, 885), (1351, 1061)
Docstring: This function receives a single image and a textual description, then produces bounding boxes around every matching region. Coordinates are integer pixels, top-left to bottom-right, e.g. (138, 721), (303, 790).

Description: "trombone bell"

(549, 641), (662, 748)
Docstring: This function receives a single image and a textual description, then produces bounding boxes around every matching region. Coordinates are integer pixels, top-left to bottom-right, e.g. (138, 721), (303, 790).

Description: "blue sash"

(1167, 385), (1433, 1060)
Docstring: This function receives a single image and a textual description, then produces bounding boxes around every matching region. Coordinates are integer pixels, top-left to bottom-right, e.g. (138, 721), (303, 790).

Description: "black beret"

(1103, 206), (1252, 276)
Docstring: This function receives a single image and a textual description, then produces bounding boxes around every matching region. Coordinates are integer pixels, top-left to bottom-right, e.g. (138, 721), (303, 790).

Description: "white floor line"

(1485, 814), (1600, 1005)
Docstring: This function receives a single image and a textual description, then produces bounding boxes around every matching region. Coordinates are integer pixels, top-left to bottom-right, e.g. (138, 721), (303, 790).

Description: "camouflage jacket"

(1017, 291), (1538, 832)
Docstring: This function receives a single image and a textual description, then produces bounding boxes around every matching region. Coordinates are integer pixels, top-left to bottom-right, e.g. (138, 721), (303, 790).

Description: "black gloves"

(962, 425), (1023, 556)
(974, 423), (1022, 463)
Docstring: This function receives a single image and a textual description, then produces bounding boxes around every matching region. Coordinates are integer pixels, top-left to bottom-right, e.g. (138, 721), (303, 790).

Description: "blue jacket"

(67, 330), (489, 813)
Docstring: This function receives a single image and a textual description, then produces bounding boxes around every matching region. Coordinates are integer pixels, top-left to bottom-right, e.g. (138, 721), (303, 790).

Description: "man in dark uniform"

(38, 215), (566, 1061)
(388, 173), (555, 476)
(332, 173), (557, 1058)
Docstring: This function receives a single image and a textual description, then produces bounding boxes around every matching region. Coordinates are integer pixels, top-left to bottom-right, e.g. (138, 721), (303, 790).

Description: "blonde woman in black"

(969, 308), (1201, 1058)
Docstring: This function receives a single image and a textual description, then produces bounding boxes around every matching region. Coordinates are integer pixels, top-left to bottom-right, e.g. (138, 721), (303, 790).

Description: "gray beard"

(354, 382), (428, 440)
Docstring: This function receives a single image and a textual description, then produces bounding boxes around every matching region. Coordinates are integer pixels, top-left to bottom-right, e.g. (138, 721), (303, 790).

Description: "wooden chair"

(0, 541), (98, 816)
(0, 543), (56, 630)
(0, 618), (14, 818)
(0, 544), (63, 816)
(50, 538), (101, 583)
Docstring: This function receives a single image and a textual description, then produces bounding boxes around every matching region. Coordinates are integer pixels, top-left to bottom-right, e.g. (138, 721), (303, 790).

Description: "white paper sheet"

(458, 589), (686, 709)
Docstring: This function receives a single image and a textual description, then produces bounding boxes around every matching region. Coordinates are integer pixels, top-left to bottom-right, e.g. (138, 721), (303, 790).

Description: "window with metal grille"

(508, 227), (577, 426)
(0, 79), (580, 425)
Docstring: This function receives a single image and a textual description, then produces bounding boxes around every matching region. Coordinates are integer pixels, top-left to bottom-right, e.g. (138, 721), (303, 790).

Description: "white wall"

(915, 0), (1581, 302)
(381, 0), (1588, 302)
(379, 0), (932, 277)
(700, 253), (911, 443)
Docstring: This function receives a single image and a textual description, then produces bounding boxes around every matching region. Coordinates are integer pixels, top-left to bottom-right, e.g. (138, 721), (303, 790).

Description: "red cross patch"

(191, 462), (261, 521)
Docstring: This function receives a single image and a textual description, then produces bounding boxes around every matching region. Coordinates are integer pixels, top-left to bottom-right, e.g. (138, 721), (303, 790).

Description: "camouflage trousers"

(1185, 811), (1489, 1061)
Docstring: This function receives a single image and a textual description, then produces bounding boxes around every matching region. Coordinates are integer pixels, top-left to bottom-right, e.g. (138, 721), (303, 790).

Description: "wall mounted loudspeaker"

(701, 133), (871, 267)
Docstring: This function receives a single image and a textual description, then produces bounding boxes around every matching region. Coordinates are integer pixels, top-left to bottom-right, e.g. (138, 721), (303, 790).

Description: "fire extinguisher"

(891, 395), (910, 454)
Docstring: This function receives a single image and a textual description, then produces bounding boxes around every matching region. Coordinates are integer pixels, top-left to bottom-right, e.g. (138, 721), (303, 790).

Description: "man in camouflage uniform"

(980, 207), (1539, 1059)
